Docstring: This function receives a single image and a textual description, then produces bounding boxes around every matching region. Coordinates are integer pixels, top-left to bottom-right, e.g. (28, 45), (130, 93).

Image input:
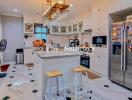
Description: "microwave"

(92, 36), (107, 45)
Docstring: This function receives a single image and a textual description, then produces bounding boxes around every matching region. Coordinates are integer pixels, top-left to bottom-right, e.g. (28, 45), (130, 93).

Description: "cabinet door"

(127, 0), (132, 8)
(92, 0), (108, 36)
(24, 49), (33, 64)
(83, 17), (92, 31)
(109, 0), (127, 13)
(91, 53), (108, 76)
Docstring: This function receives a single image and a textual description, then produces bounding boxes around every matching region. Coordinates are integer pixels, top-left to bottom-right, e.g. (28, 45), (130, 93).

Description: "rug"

(25, 63), (34, 67)
(82, 68), (101, 80)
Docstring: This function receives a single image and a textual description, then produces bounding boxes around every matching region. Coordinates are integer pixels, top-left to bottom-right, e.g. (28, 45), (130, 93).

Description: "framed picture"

(52, 25), (59, 33)
(68, 26), (72, 33)
(78, 22), (83, 32)
(60, 26), (67, 33)
(24, 23), (34, 33)
(73, 24), (77, 32)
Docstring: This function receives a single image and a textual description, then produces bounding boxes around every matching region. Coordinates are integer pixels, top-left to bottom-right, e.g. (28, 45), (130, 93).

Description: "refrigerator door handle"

(121, 29), (124, 71)
(123, 26), (128, 71)
(123, 29), (126, 71)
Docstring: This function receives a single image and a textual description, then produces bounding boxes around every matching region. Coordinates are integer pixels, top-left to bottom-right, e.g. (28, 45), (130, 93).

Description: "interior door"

(110, 22), (124, 85)
(124, 21), (132, 89)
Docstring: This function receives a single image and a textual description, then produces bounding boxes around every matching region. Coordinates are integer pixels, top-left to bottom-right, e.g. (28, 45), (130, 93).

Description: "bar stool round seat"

(47, 70), (63, 78)
(72, 66), (87, 73)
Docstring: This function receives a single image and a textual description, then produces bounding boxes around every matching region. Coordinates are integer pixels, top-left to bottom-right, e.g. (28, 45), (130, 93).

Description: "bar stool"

(72, 66), (88, 99)
(72, 66), (88, 90)
(43, 70), (66, 100)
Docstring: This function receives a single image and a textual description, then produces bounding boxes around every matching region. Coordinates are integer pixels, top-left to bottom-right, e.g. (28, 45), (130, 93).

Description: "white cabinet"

(91, 0), (109, 77)
(83, 16), (92, 31)
(127, 0), (132, 8)
(91, 54), (108, 76)
(92, 0), (108, 36)
(108, 0), (127, 13)
(90, 47), (108, 76)
(24, 48), (34, 64)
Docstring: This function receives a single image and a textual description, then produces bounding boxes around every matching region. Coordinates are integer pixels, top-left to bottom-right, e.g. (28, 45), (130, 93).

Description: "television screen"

(92, 36), (107, 45)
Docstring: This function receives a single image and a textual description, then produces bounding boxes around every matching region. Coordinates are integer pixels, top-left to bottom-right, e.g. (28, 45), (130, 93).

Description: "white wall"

(23, 14), (42, 24)
(2, 15), (24, 62)
(81, 33), (92, 45)
(23, 14), (43, 47)
(48, 9), (92, 27)
(47, 34), (77, 46)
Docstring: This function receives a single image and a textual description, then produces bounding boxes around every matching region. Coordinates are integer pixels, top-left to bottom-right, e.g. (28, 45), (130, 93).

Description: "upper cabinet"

(49, 18), (92, 35)
(92, 0), (108, 36)
(108, 0), (132, 14)
(108, 0), (128, 13)
(127, 0), (132, 8)
(83, 16), (92, 32)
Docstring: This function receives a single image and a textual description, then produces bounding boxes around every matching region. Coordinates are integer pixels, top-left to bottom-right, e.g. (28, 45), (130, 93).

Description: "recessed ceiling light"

(14, 9), (18, 12)
(70, 4), (73, 7)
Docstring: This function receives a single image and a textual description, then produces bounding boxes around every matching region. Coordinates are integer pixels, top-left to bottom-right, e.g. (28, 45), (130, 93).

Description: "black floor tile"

(12, 71), (15, 72)
(9, 76), (14, 78)
(29, 73), (32, 75)
(104, 85), (109, 88)
(30, 80), (35, 82)
(7, 84), (12, 87)
(32, 89), (38, 93)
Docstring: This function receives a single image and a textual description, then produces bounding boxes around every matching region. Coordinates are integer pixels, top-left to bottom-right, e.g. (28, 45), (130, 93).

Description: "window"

(34, 24), (47, 41)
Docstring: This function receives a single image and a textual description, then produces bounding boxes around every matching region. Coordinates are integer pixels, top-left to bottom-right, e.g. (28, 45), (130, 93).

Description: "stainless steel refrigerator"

(110, 20), (132, 90)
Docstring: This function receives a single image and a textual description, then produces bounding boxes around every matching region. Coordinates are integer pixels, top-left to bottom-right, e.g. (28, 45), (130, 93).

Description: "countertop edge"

(34, 51), (81, 59)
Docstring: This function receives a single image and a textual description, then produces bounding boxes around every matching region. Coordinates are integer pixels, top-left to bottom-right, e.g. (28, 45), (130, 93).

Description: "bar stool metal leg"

(80, 72), (83, 91)
(43, 75), (47, 100)
(49, 78), (52, 100)
(75, 72), (79, 100)
(56, 77), (60, 96)
(61, 76), (66, 100)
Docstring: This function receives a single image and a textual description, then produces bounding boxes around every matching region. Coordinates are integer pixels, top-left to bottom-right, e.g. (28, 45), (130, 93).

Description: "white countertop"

(34, 51), (81, 59)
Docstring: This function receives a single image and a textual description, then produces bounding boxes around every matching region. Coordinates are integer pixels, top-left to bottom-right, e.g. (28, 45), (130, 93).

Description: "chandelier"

(42, 0), (69, 22)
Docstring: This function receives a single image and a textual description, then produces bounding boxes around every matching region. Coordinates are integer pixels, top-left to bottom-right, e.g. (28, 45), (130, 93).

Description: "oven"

(80, 54), (90, 68)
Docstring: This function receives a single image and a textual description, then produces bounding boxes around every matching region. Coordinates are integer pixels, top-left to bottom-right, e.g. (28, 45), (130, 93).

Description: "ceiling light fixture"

(14, 9), (18, 12)
(42, 0), (69, 22)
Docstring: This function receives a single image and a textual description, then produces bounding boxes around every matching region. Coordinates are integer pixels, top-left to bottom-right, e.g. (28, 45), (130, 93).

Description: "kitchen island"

(33, 51), (81, 91)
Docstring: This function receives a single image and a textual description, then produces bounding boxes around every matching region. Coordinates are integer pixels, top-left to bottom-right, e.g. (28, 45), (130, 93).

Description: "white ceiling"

(0, 0), (93, 18)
